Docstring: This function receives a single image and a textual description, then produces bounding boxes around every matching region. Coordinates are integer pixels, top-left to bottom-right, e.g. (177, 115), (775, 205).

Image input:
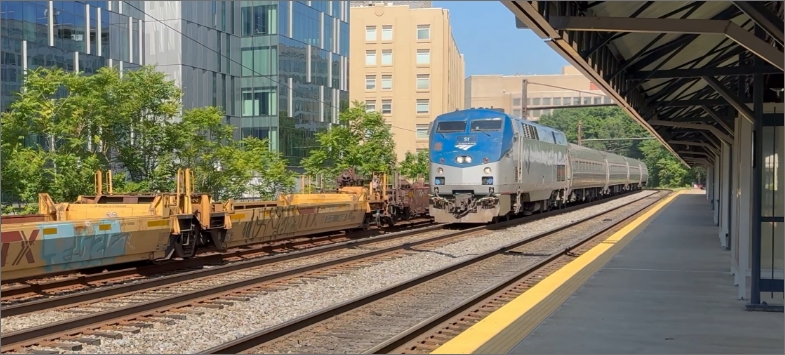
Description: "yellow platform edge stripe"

(431, 190), (684, 354)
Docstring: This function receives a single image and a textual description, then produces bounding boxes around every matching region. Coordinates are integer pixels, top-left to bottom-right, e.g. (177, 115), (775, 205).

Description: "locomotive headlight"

(465, 156), (472, 163)
(456, 156), (465, 164)
(437, 167), (443, 174)
(484, 167), (492, 174)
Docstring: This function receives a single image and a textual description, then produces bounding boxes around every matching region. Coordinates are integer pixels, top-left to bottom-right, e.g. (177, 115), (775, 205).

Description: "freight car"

(334, 168), (431, 227)
(428, 108), (648, 224)
(0, 168), (428, 281)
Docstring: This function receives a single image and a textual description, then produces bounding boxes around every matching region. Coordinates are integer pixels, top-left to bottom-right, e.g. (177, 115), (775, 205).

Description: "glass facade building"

(1, 1), (145, 111)
(237, 1), (349, 167)
(2, 1), (349, 168)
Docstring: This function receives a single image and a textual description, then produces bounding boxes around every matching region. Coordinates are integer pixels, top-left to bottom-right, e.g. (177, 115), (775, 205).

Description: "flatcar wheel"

(174, 231), (198, 259)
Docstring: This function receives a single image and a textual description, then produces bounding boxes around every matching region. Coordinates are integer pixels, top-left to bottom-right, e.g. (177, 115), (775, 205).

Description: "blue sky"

(432, 1), (569, 77)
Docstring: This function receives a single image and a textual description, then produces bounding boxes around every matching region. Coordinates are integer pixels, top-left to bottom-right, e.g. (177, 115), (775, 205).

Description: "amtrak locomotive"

(428, 108), (648, 224)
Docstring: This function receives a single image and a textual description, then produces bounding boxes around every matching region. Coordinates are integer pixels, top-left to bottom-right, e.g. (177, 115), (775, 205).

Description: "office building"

(349, 3), (464, 160)
(465, 66), (615, 121)
(2, 1), (351, 168)
(1, 1), (146, 112)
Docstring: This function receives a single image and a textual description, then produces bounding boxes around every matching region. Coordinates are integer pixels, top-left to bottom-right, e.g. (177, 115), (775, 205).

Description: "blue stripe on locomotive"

(429, 109), (515, 168)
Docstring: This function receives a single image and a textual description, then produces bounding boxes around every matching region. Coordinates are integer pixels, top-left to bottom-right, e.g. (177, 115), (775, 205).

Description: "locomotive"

(428, 108), (648, 224)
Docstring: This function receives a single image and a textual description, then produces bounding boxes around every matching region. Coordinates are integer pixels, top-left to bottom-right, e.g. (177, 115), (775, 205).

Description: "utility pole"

(521, 79), (528, 119)
(577, 120), (583, 146)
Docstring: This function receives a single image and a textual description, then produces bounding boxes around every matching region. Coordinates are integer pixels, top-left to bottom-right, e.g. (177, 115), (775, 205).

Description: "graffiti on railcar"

(241, 206), (300, 242)
(324, 213), (355, 224)
(40, 220), (130, 272)
(1, 229), (39, 267)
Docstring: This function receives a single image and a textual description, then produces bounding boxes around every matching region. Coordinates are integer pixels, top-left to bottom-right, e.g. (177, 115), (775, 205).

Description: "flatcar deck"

(432, 190), (784, 354)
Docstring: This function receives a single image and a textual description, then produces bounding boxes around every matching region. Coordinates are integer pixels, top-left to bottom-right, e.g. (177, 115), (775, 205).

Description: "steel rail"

(201, 190), (667, 354)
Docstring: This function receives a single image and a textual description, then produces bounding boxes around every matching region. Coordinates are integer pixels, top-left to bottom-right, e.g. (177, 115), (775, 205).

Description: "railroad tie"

(84, 330), (124, 339)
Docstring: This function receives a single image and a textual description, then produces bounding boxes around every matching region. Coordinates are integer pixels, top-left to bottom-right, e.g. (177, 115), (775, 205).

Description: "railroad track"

(1, 219), (437, 304)
(202, 190), (668, 354)
(0, 190), (657, 354)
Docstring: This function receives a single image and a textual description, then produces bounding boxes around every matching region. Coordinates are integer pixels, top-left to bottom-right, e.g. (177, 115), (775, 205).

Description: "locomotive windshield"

(435, 121), (467, 133)
(470, 119), (502, 132)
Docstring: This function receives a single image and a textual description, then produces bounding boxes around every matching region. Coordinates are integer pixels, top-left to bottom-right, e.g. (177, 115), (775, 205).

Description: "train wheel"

(173, 231), (198, 259)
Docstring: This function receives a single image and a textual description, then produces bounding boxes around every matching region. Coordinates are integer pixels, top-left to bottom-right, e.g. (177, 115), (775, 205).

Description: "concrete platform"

(506, 191), (784, 354)
(431, 190), (784, 354)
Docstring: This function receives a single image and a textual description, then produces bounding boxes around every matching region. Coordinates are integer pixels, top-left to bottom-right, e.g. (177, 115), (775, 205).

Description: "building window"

(382, 99), (392, 114)
(416, 74), (430, 90)
(417, 24), (430, 40)
(416, 124), (429, 139)
(543, 97), (552, 105)
(366, 75), (376, 90)
(366, 50), (376, 65)
(366, 100), (377, 112)
(513, 98), (521, 106)
(573, 97), (581, 105)
(381, 75), (393, 90)
(513, 109), (521, 116)
(365, 26), (376, 41)
(553, 97), (562, 105)
(531, 109), (541, 117)
(382, 25), (393, 40)
(381, 49), (393, 65)
(593, 96), (602, 104)
(532, 98), (541, 105)
(604, 96), (613, 104)
(526, 98), (532, 105)
(583, 97), (591, 105)
(416, 99), (430, 114)
(563, 97), (572, 105)
(416, 49), (430, 65)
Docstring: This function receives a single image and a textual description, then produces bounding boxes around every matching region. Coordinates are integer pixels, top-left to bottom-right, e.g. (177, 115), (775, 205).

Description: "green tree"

(399, 149), (430, 180)
(301, 101), (397, 180)
(240, 137), (297, 199)
(1, 67), (104, 204)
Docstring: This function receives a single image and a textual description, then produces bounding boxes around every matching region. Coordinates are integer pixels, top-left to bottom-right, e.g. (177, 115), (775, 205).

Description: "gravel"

(20, 191), (656, 354)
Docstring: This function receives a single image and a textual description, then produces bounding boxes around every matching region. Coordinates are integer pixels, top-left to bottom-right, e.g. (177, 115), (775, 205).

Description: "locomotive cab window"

(435, 121), (467, 133)
(470, 119), (502, 132)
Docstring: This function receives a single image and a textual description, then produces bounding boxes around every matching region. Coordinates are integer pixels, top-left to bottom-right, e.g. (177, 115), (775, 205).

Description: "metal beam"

(630, 65), (781, 79)
(699, 131), (721, 149)
(658, 99), (730, 107)
(648, 119), (733, 145)
(678, 150), (713, 158)
(732, 1), (784, 46)
(669, 140), (720, 155)
(702, 76), (755, 124)
(548, 16), (784, 70)
(701, 105), (735, 137)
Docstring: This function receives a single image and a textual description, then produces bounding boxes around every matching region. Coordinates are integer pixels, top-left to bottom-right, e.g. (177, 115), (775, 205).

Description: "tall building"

(1, 1), (146, 112)
(464, 66), (615, 121)
(142, 1), (351, 168)
(2, 1), (351, 169)
(349, 3), (464, 160)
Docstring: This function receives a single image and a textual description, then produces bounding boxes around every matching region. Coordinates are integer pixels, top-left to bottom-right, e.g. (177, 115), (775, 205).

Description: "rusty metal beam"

(548, 16), (784, 70)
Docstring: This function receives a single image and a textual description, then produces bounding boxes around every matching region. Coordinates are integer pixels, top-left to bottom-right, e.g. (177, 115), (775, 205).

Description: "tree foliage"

(539, 107), (703, 188)
(2, 66), (295, 214)
(399, 149), (430, 180)
(301, 101), (397, 180)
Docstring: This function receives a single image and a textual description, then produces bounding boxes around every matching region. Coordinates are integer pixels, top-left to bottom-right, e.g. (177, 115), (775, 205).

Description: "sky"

(432, 1), (569, 77)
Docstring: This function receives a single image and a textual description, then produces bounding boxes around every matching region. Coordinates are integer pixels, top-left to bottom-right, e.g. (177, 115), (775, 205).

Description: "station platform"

(433, 190), (784, 354)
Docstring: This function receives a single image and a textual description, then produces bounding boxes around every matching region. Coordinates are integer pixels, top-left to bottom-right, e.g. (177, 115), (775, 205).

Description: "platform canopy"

(508, 1), (784, 166)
